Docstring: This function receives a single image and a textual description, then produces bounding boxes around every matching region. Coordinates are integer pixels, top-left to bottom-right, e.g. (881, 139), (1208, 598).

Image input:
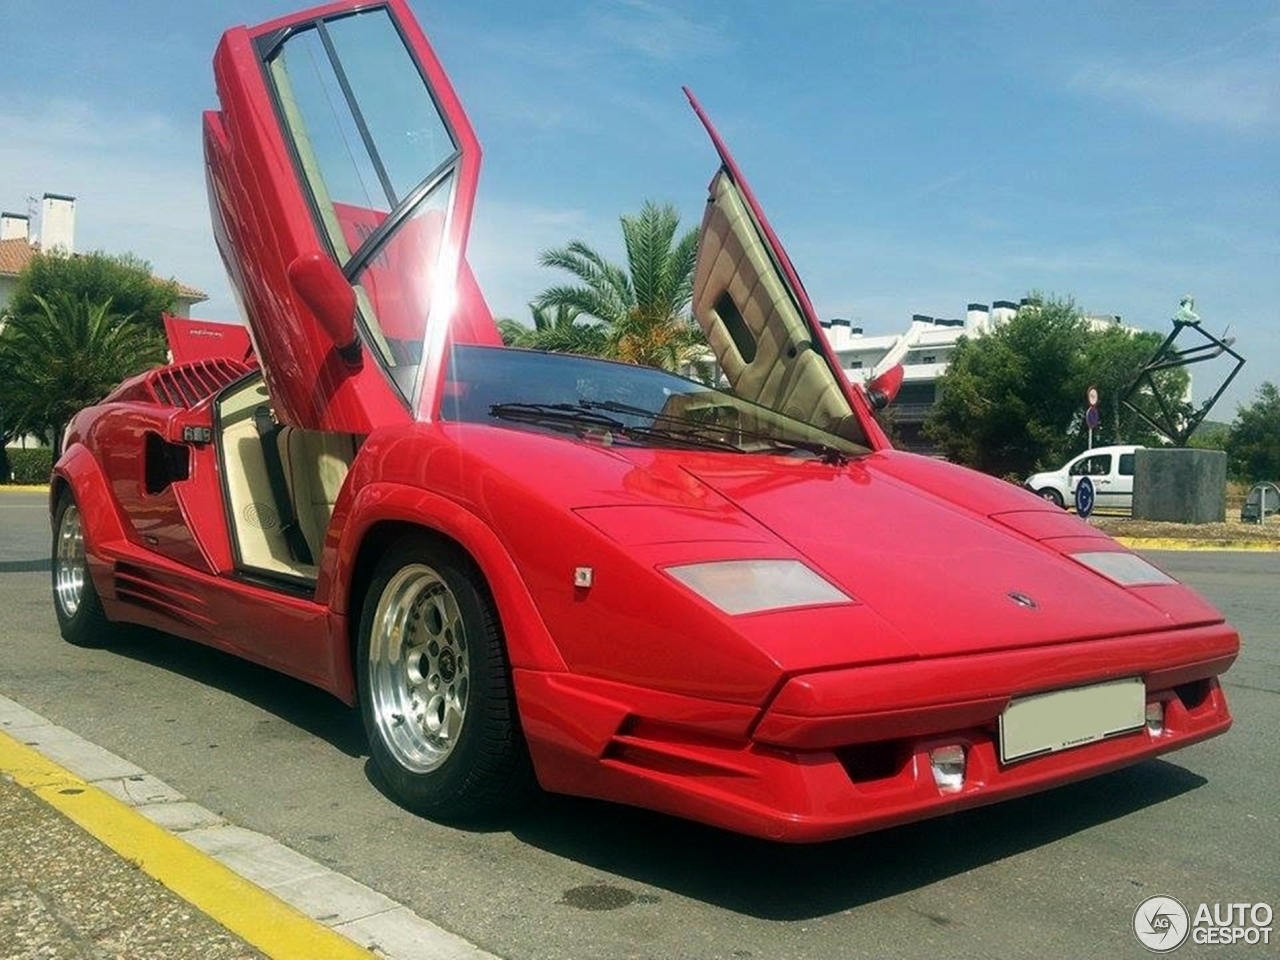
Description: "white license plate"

(999, 678), (1145, 764)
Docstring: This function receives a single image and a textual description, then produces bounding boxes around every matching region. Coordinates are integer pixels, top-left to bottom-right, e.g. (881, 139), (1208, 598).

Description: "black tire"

(1037, 487), (1065, 509)
(51, 489), (121, 648)
(356, 534), (533, 818)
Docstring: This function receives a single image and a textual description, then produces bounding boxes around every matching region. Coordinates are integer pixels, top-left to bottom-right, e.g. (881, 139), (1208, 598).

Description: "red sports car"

(50, 0), (1237, 842)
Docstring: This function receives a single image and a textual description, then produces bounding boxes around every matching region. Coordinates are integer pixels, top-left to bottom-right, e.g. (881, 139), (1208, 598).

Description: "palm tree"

(0, 292), (167, 455)
(497, 302), (609, 356)
(536, 201), (706, 371)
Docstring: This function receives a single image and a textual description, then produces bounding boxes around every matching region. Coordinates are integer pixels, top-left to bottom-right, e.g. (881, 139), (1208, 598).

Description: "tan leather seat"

(277, 427), (357, 562)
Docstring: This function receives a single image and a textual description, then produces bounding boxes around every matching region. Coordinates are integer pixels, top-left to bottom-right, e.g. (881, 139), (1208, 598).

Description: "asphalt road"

(2, 488), (1276, 959)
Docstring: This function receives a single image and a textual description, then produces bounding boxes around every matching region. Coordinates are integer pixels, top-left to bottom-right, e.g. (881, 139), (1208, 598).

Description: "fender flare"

(325, 482), (567, 673)
(51, 445), (129, 557)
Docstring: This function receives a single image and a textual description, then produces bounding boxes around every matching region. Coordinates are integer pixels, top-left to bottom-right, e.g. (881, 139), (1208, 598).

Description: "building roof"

(0, 237), (207, 303)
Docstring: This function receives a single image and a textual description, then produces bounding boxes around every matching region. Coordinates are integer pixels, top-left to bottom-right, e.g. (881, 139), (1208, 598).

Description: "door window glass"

(1071, 454), (1112, 477)
(265, 6), (460, 405)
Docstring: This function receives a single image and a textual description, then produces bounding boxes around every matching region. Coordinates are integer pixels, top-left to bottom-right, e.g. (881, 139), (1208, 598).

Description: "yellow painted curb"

(0, 730), (371, 960)
(1113, 537), (1280, 552)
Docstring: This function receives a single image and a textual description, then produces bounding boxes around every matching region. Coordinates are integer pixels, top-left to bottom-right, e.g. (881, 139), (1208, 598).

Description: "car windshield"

(442, 345), (870, 461)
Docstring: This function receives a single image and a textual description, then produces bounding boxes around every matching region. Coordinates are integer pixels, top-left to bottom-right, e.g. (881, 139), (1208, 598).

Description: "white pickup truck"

(1025, 444), (1142, 511)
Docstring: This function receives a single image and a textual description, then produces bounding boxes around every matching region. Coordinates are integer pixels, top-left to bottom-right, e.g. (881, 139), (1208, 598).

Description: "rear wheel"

(1037, 487), (1065, 509)
(52, 490), (120, 647)
(357, 535), (533, 818)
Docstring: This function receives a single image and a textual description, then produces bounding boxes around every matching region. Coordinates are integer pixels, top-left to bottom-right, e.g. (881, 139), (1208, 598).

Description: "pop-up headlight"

(1072, 551), (1176, 586)
(665, 559), (851, 615)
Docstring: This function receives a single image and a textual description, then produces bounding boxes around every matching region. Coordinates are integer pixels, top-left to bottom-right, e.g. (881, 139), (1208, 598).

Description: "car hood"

(441, 427), (1219, 673)
(677, 453), (1205, 658)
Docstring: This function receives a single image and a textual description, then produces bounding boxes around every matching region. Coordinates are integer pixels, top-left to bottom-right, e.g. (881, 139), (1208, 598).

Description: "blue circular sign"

(1086, 405), (1100, 429)
(1075, 475), (1096, 518)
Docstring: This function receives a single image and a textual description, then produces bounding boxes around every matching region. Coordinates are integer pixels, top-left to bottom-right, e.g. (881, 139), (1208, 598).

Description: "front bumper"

(515, 623), (1238, 842)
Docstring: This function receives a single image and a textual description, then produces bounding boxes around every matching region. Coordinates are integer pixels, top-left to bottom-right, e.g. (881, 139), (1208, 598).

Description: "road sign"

(1087, 386), (1098, 406)
(1075, 475), (1096, 518)
(1086, 406), (1100, 429)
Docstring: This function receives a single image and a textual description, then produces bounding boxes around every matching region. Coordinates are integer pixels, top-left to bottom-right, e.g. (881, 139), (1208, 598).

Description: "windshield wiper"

(487, 401), (741, 453)
(583, 399), (851, 466)
(488, 402), (626, 431)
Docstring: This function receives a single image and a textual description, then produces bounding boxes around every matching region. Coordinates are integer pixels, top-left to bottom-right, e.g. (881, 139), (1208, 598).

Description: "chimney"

(965, 302), (989, 333)
(39, 193), (76, 253)
(826, 317), (853, 348)
(1, 212), (30, 242)
(991, 300), (1018, 326)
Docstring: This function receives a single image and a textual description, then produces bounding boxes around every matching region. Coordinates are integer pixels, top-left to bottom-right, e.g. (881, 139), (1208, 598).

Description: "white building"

(0, 193), (207, 318)
(820, 300), (1126, 451)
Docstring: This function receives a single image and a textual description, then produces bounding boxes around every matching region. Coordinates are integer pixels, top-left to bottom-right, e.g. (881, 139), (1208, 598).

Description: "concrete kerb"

(0, 694), (498, 960)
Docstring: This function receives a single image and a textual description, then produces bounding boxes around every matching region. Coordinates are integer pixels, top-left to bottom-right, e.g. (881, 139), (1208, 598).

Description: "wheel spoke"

(367, 564), (471, 773)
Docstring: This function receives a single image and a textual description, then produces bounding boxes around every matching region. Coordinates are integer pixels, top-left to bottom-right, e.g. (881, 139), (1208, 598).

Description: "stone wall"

(1133, 448), (1227, 523)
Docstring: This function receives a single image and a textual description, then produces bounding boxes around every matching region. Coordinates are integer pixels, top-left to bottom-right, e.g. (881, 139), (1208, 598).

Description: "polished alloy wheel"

(367, 564), (470, 773)
(54, 503), (86, 619)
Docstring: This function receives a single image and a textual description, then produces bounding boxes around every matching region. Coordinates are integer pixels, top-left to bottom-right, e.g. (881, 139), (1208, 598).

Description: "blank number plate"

(1000, 678), (1145, 764)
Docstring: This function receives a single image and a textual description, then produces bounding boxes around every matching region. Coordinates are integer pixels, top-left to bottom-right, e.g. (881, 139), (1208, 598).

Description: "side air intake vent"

(148, 358), (252, 408)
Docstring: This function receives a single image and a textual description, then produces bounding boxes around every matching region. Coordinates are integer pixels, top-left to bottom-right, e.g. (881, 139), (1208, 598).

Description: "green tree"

(536, 201), (705, 370)
(924, 296), (1197, 477)
(1225, 382), (1280, 482)
(924, 298), (1087, 477)
(5, 249), (179, 333)
(497, 302), (609, 356)
(0, 292), (167, 455)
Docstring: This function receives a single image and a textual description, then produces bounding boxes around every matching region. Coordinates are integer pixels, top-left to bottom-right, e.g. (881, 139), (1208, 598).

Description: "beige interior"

(692, 171), (851, 430)
(217, 374), (356, 580)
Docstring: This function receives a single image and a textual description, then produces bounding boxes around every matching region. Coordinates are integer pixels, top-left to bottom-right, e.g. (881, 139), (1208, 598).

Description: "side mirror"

(287, 252), (361, 365)
(866, 363), (904, 410)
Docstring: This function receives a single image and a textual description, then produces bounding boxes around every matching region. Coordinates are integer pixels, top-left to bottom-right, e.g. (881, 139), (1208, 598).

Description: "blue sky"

(2, 0), (1277, 413)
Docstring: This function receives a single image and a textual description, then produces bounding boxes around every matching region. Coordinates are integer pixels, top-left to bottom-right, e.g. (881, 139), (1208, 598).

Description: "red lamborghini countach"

(49, 0), (1238, 842)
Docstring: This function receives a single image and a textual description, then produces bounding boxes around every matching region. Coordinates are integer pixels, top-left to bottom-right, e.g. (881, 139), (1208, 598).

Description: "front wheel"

(1036, 487), (1065, 509)
(357, 535), (533, 819)
(52, 489), (121, 647)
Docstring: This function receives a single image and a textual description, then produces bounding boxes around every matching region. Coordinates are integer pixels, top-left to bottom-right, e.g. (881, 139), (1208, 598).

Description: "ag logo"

(1134, 895), (1190, 952)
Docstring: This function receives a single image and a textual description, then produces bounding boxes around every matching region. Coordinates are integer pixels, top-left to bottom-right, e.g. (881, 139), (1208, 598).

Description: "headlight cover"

(1071, 551), (1176, 586)
(665, 559), (852, 615)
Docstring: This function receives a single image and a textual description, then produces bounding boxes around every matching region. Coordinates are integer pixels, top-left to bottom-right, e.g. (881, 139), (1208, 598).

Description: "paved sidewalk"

(1, 773), (266, 960)
(0, 696), (497, 960)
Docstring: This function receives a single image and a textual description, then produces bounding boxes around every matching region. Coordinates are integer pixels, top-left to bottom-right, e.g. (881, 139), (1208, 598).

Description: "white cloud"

(585, 0), (730, 62)
(0, 97), (235, 318)
(467, 198), (619, 322)
(1068, 18), (1280, 132)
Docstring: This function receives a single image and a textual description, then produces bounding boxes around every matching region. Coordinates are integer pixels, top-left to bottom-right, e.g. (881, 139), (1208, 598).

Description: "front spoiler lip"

(516, 623), (1237, 843)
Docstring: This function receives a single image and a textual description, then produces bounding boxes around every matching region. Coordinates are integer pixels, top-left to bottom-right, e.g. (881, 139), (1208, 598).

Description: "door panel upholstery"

(692, 171), (851, 430)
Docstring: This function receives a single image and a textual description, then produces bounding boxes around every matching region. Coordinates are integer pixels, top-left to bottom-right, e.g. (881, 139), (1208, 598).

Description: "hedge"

(5, 448), (54, 485)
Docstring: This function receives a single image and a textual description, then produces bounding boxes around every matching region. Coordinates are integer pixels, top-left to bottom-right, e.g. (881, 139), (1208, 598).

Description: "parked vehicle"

(1025, 445), (1143, 511)
(1241, 482), (1279, 523)
(48, 0), (1237, 843)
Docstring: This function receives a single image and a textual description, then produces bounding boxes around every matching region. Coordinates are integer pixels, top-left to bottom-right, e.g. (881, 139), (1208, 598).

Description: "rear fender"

(51, 445), (128, 553)
(51, 446), (129, 604)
